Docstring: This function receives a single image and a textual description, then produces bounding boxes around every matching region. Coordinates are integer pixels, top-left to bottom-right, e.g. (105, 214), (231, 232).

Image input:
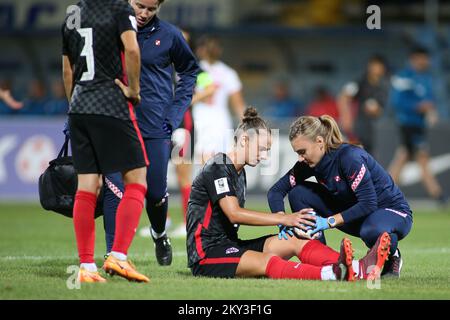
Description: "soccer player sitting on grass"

(186, 107), (385, 281)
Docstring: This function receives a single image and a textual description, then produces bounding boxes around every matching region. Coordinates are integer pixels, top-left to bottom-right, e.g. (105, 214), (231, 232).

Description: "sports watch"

(327, 216), (337, 228)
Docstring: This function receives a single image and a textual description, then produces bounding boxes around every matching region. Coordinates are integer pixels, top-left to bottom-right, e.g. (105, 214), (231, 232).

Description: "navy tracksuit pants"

(102, 138), (171, 252)
(288, 183), (413, 256)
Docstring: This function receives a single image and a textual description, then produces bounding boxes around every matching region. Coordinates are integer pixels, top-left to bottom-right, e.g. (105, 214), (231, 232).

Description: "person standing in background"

(389, 47), (446, 204)
(171, 29), (217, 238)
(338, 55), (389, 155)
(193, 35), (246, 164)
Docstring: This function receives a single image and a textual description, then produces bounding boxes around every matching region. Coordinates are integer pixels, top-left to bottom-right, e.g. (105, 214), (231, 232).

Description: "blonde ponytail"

(318, 115), (344, 151)
(289, 115), (344, 152)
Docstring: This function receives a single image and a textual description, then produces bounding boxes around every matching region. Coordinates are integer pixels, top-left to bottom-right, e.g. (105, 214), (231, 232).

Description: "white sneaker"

(171, 224), (187, 238)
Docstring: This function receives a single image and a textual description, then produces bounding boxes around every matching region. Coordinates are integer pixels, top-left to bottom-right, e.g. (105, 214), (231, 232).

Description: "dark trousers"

(102, 138), (172, 252)
(288, 183), (413, 255)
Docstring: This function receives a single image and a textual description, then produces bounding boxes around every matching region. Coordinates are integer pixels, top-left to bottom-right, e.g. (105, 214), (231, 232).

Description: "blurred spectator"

(20, 79), (50, 115)
(193, 35), (246, 163)
(305, 86), (339, 120)
(266, 80), (303, 118)
(0, 79), (23, 113)
(43, 80), (69, 115)
(388, 46), (446, 204)
(338, 54), (390, 154)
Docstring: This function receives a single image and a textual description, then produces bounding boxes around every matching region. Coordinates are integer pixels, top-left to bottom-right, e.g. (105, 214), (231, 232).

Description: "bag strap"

(57, 135), (70, 158)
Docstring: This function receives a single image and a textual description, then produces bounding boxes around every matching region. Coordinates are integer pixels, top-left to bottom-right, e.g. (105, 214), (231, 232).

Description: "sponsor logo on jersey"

(225, 247), (239, 255)
(348, 171), (357, 181)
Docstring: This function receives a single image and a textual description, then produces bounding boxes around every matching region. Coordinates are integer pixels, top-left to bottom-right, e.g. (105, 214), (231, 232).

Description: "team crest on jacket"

(289, 174), (296, 187)
(334, 176), (341, 182)
(155, 39), (161, 46)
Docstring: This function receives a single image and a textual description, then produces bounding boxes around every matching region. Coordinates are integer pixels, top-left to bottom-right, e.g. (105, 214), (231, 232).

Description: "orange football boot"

(103, 255), (150, 283)
(77, 268), (107, 283)
(359, 232), (391, 281)
(332, 237), (356, 281)
(340, 238), (356, 281)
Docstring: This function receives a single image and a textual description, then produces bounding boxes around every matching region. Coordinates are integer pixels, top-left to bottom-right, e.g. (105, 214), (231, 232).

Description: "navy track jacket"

(268, 144), (411, 223)
(136, 16), (199, 138)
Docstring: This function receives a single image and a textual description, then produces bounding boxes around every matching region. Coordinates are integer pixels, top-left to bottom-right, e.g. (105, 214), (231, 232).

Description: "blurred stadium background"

(1, 0), (450, 301)
(1, 0), (450, 202)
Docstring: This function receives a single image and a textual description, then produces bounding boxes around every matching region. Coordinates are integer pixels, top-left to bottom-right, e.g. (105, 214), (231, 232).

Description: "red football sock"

(265, 256), (322, 280)
(298, 240), (339, 266)
(111, 183), (146, 255)
(181, 185), (191, 223)
(73, 190), (97, 264)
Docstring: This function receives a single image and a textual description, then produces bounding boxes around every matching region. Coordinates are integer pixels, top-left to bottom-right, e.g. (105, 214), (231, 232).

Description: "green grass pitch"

(0, 202), (449, 300)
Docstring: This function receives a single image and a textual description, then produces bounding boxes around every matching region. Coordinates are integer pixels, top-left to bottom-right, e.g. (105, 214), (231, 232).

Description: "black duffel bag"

(38, 136), (103, 218)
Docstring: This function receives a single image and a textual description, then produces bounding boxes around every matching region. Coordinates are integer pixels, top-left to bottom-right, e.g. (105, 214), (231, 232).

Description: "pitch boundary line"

(1, 248), (450, 261)
(0, 251), (187, 261)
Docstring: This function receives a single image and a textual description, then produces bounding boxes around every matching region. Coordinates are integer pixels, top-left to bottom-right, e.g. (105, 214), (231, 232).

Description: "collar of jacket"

(314, 146), (340, 174)
(138, 16), (160, 36)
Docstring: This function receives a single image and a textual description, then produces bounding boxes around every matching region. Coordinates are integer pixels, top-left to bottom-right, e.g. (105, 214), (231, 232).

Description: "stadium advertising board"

(0, 118), (449, 200)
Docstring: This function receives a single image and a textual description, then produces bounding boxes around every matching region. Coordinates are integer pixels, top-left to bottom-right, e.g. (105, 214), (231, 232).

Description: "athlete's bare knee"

(415, 151), (429, 165)
(236, 251), (274, 277)
(123, 166), (147, 187)
(289, 236), (309, 256)
(77, 174), (100, 193)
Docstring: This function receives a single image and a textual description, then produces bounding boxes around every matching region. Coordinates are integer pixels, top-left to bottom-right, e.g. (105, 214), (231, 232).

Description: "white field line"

(0, 251), (187, 261)
(1, 248), (450, 261)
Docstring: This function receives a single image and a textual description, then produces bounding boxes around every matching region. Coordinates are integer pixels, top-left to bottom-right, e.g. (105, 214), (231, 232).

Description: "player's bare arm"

(191, 83), (216, 105)
(115, 30), (141, 105)
(62, 55), (73, 101)
(218, 195), (315, 229)
(337, 91), (354, 133)
(0, 88), (23, 110)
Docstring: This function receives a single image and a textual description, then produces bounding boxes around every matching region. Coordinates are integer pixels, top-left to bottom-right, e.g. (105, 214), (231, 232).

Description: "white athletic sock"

(80, 263), (97, 272)
(321, 266), (337, 281)
(151, 228), (166, 240)
(352, 260), (360, 277)
(111, 251), (127, 261)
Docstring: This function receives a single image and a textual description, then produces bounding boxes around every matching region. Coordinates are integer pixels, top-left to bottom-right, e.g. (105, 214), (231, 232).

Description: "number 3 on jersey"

(77, 28), (95, 81)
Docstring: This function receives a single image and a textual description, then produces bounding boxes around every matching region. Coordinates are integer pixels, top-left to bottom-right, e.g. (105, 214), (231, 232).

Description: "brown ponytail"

(234, 107), (270, 143)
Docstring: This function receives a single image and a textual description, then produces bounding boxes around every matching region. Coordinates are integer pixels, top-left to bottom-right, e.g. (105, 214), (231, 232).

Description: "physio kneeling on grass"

(268, 115), (413, 279)
(186, 107), (383, 282)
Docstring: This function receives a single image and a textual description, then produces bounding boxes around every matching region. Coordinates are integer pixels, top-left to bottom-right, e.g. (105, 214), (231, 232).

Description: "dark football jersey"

(62, 0), (137, 120)
(186, 153), (247, 267)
